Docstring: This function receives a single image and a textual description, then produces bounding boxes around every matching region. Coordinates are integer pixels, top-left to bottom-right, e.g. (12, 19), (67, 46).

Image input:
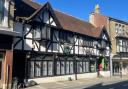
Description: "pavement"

(25, 76), (128, 89)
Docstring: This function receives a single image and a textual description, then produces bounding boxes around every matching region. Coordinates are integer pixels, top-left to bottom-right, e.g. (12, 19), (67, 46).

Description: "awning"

(0, 27), (21, 37)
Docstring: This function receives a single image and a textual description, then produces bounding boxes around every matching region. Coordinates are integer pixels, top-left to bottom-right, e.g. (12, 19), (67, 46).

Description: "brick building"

(90, 4), (128, 76)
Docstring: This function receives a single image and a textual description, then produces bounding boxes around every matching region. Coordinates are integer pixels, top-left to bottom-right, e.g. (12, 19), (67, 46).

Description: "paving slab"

(25, 76), (128, 89)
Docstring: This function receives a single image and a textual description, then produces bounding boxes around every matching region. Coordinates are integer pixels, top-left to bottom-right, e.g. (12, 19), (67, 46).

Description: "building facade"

(89, 5), (128, 76)
(12, 0), (111, 84)
(0, 0), (20, 89)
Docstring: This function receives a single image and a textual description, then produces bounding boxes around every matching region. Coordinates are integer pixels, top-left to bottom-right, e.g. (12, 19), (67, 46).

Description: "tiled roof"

(15, 0), (103, 38)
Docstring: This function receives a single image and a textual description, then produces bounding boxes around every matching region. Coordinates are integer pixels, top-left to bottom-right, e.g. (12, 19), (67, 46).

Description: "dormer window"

(0, 0), (4, 24)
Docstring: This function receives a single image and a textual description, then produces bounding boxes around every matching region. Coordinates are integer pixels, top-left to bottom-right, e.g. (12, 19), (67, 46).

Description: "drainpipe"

(110, 54), (113, 77)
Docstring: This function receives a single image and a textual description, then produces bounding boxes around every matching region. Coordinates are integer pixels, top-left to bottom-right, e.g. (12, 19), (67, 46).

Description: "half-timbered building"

(13, 0), (111, 83)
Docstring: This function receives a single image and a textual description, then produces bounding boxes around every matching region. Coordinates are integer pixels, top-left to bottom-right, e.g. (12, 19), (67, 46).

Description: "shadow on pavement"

(84, 80), (128, 89)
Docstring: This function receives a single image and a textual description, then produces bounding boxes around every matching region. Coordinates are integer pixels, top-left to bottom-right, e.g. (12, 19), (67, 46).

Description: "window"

(42, 26), (51, 39)
(33, 28), (41, 40)
(61, 61), (65, 75)
(69, 61), (74, 74)
(77, 61), (83, 73)
(56, 61), (60, 75)
(43, 61), (47, 76)
(0, 0), (4, 24)
(66, 61), (69, 74)
(67, 33), (73, 43)
(115, 24), (119, 33)
(48, 61), (53, 76)
(35, 62), (41, 77)
(29, 61), (34, 78)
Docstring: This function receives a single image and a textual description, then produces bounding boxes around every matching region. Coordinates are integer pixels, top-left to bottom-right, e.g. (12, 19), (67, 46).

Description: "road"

(65, 80), (128, 89)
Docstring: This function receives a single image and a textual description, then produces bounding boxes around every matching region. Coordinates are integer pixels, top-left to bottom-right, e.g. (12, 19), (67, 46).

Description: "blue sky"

(36, 0), (128, 22)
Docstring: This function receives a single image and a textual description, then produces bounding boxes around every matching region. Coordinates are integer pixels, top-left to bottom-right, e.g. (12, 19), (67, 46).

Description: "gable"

(27, 2), (61, 27)
(101, 28), (110, 42)
(102, 33), (107, 40)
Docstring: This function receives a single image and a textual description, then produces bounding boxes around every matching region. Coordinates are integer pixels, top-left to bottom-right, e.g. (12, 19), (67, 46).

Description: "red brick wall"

(3, 50), (13, 86)
(93, 13), (108, 28)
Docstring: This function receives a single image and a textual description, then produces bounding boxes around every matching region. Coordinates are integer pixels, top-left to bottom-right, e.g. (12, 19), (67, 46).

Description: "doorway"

(0, 52), (4, 80)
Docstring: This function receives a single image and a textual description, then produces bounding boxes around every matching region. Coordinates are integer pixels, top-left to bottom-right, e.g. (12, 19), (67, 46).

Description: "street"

(84, 81), (128, 89)
(26, 76), (128, 89)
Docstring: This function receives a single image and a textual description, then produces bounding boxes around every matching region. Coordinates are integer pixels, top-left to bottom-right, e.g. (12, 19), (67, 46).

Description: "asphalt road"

(64, 80), (128, 89)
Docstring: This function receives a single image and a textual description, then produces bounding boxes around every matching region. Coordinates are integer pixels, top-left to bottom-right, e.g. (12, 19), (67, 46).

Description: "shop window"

(66, 61), (70, 74)
(77, 61), (83, 73)
(43, 61), (47, 76)
(35, 62), (41, 77)
(29, 61), (34, 78)
(56, 61), (60, 75)
(61, 61), (65, 75)
(90, 60), (96, 72)
(48, 61), (53, 76)
(69, 61), (74, 74)
(85, 62), (89, 72)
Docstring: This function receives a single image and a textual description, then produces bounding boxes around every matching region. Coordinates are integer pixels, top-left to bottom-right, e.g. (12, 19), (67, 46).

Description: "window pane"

(77, 61), (83, 73)
(30, 61), (34, 78)
(86, 62), (89, 72)
(61, 61), (65, 75)
(43, 61), (47, 76)
(48, 61), (53, 76)
(70, 61), (74, 74)
(66, 61), (69, 74)
(35, 62), (41, 77)
(56, 61), (60, 75)
(83, 62), (86, 72)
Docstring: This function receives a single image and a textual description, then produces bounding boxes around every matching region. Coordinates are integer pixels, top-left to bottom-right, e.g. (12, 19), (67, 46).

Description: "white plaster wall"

(25, 25), (32, 38)
(24, 39), (33, 50)
(75, 46), (78, 54)
(40, 42), (46, 52)
(99, 71), (110, 77)
(59, 45), (63, 53)
(50, 17), (56, 26)
(79, 47), (83, 54)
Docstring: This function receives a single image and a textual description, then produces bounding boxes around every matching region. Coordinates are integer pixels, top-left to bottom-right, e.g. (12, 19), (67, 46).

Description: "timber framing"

(13, 0), (111, 81)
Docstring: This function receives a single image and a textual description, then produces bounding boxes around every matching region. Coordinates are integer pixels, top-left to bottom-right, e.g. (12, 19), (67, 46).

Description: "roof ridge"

(54, 9), (95, 27)
(23, 0), (95, 27)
